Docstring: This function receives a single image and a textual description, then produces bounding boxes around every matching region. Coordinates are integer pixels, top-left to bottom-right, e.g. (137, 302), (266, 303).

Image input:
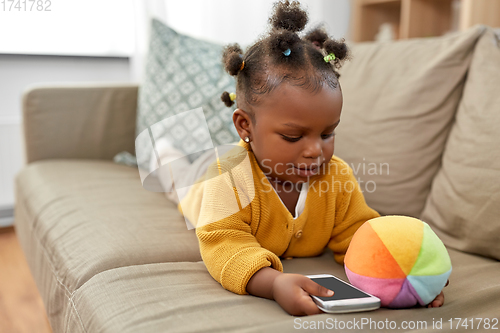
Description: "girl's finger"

(428, 292), (444, 308)
(302, 278), (334, 297)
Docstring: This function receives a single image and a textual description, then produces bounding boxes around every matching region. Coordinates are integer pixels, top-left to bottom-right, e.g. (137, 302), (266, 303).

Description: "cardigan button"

(295, 230), (303, 239)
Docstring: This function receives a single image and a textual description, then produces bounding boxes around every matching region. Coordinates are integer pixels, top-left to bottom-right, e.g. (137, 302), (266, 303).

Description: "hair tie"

(229, 93), (236, 101)
(324, 53), (336, 63)
(283, 48), (291, 56)
(239, 61), (245, 72)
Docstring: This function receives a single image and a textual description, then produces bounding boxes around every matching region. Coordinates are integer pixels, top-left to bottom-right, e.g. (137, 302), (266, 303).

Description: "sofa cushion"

(63, 248), (500, 332)
(133, 18), (240, 171)
(335, 25), (485, 218)
(421, 28), (500, 260)
(15, 160), (201, 294)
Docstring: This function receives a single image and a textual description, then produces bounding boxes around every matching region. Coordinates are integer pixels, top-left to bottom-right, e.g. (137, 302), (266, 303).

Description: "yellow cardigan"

(178, 140), (380, 295)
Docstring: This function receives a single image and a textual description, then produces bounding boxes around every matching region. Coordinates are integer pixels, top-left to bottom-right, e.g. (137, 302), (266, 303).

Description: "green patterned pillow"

(130, 18), (239, 171)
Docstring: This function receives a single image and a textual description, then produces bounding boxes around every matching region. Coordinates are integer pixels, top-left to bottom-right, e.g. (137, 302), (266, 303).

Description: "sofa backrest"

(22, 84), (138, 164)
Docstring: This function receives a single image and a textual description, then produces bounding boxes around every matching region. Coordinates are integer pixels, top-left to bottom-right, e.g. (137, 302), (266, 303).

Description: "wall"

(164, 0), (351, 45)
(0, 54), (131, 226)
(132, 0), (351, 81)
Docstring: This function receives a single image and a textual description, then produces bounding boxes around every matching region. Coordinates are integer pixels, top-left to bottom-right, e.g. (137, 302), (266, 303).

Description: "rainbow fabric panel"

(345, 216), (452, 308)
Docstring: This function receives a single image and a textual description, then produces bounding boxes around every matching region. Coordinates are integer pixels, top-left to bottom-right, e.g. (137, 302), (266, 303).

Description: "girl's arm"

(195, 214), (284, 295)
(246, 266), (281, 299)
(184, 155), (285, 295)
(188, 152), (335, 315)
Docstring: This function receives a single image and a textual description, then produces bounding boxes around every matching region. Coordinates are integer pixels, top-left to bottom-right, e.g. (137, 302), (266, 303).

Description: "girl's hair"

(220, 0), (350, 115)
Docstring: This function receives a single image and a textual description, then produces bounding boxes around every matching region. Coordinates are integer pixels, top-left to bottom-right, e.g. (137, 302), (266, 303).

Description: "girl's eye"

(322, 132), (336, 139)
(281, 132), (336, 142)
(281, 135), (301, 142)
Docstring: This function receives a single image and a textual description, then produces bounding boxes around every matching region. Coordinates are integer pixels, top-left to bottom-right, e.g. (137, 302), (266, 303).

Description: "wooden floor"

(0, 226), (52, 333)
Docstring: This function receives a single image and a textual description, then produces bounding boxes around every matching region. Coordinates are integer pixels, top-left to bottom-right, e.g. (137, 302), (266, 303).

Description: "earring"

(244, 136), (251, 143)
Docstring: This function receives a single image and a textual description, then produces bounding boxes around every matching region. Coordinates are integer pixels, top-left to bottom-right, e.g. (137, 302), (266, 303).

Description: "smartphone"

(306, 274), (381, 313)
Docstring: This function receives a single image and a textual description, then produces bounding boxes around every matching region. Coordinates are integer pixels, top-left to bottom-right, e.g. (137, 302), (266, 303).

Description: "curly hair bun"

(304, 27), (329, 49)
(324, 38), (349, 61)
(221, 91), (234, 107)
(269, 0), (308, 33)
(222, 44), (244, 76)
(269, 29), (302, 56)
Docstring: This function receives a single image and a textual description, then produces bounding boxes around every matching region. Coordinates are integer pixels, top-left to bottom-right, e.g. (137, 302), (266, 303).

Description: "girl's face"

(234, 83), (343, 184)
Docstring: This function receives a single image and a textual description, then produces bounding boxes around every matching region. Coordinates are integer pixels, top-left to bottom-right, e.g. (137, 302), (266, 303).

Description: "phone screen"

(310, 277), (371, 301)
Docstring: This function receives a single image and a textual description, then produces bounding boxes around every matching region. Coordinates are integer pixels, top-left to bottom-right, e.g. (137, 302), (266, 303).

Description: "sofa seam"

(18, 192), (75, 298)
(16, 188), (89, 331)
(16, 191), (88, 333)
(66, 295), (87, 333)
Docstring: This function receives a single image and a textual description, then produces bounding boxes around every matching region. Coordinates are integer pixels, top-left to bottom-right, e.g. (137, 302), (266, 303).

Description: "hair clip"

(324, 53), (336, 63)
(229, 93), (236, 101)
(239, 61), (245, 71)
(283, 48), (291, 56)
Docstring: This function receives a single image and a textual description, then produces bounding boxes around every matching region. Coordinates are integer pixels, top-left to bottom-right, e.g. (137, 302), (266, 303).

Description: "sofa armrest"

(22, 83), (138, 164)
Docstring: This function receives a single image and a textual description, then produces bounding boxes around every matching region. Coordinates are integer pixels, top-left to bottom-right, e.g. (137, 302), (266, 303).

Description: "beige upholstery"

(421, 29), (500, 260)
(16, 160), (201, 290)
(14, 28), (500, 333)
(54, 247), (500, 332)
(335, 25), (485, 218)
(22, 84), (138, 164)
(16, 160), (500, 331)
(15, 160), (201, 332)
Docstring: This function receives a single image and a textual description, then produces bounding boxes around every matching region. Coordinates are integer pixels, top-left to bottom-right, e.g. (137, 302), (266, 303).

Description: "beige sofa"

(15, 26), (500, 332)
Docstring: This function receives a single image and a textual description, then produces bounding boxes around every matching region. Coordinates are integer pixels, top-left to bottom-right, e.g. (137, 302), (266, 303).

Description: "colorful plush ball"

(345, 216), (452, 308)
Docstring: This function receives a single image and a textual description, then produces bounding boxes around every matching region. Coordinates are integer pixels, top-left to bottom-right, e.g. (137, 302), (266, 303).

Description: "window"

(0, 0), (134, 56)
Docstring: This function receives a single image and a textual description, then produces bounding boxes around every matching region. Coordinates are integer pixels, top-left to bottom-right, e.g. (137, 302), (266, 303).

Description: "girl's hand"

(272, 273), (334, 316)
(427, 279), (450, 308)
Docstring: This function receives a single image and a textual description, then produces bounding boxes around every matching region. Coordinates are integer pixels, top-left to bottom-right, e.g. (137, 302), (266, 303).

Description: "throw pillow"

(334, 25), (485, 218)
(421, 27), (500, 260)
(132, 18), (240, 172)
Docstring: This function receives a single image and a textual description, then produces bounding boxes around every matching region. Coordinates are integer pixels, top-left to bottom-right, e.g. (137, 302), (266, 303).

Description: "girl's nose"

(303, 140), (322, 159)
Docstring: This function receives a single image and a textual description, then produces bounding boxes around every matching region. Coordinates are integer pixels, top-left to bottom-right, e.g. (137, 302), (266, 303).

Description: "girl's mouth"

(293, 165), (320, 177)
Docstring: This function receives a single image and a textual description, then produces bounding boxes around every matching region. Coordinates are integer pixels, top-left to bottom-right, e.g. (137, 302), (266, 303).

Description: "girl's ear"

(233, 108), (253, 140)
